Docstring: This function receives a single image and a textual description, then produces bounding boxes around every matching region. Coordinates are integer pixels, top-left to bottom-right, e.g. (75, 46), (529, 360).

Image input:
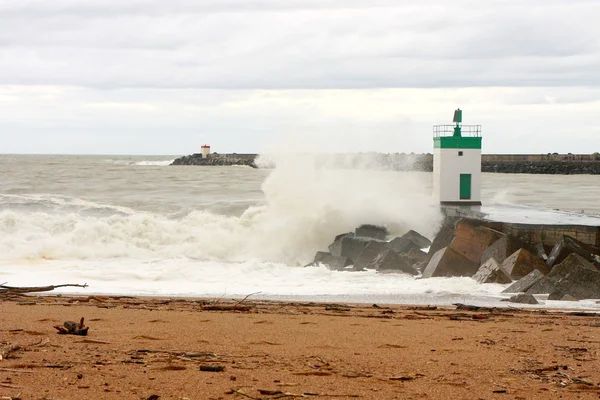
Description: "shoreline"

(2, 295), (600, 399)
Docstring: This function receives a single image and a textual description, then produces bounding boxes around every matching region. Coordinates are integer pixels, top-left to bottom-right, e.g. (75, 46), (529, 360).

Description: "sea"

(2, 154), (600, 309)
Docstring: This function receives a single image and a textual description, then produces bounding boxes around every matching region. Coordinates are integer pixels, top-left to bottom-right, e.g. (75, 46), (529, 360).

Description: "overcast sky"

(1, 0), (599, 155)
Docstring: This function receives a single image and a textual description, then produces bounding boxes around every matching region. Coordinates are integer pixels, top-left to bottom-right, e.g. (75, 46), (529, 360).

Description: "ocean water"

(1, 154), (600, 309)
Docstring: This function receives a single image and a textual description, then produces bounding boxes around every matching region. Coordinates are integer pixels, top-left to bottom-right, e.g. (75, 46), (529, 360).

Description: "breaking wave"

(0, 153), (442, 265)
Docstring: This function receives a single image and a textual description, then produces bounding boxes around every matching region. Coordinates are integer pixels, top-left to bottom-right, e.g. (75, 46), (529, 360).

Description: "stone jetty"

(311, 217), (600, 302)
(171, 152), (600, 174)
(171, 153), (257, 168)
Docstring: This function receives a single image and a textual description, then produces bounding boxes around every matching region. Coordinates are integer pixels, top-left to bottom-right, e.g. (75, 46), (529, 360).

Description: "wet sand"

(1, 296), (600, 399)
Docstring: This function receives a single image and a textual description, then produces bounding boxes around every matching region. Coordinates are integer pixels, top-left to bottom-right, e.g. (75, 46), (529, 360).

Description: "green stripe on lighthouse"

(433, 137), (482, 149)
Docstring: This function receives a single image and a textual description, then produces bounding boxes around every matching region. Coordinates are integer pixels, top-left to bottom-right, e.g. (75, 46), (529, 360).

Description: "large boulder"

(479, 236), (529, 265)
(366, 250), (418, 275)
(353, 241), (389, 271)
(448, 219), (501, 265)
(502, 269), (545, 293)
(355, 224), (388, 240)
(472, 258), (512, 284)
(421, 246), (479, 278)
(547, 235), (600, 268)
(312, 251), (353, 271)
(500, 248), (550, 279)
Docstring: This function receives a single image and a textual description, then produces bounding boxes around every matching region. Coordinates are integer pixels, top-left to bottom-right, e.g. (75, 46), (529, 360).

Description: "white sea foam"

(135, 160), (174, 166)
(0, 152), (442, 265)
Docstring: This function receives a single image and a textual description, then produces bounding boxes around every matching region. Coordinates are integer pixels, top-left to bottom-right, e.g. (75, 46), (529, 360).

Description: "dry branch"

(0, 283), (88, 295)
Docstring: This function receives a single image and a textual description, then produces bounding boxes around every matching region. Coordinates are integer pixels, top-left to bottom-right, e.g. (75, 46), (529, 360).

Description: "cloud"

(0, 1), (599, 154)
(1, 0), (599, 89)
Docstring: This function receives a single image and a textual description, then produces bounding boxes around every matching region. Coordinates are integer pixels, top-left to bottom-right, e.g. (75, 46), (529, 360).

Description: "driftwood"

(0, 283), (88, 296)
(54, 317), (89, 336)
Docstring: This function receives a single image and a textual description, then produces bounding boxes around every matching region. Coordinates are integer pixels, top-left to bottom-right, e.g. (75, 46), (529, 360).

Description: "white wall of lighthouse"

(433, 147), (481, 204)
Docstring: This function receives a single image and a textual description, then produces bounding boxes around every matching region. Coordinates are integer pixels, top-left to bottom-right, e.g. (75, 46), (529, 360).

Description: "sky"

(1, 0), (599, 155)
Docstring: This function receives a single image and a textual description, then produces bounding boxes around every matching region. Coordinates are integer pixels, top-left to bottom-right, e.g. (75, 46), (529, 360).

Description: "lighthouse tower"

(433, 109), (482, 205)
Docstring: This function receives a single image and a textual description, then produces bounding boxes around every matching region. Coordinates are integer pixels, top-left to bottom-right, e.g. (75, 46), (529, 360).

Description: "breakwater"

(171, 153), (600, 174)
(171, 153), (257, 168)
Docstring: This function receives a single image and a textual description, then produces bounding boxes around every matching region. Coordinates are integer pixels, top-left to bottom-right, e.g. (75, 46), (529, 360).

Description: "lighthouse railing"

(433, 125), (481, 138)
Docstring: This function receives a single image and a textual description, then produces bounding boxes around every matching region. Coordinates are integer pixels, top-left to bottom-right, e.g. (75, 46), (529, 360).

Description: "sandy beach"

(1, 296), (600, 400)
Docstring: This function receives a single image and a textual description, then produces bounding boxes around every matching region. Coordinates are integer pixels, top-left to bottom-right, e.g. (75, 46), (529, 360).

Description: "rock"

(535, 243), (549, 261)
(412, 261), (425, 274)
(386, 237), (421, 253)
(427, 225), (455, 257)
(545, 266), (600, 300)
(171, 153), (257, 168)
(421, 246), (479, 278)
(501, 248), (550, 279)
(502, 269), (545, 293)
(508, 294), (538, 305)
(479, 236), (528, 265)
(328, 233), (354, 256)
(366, 250), (418, 275)
(353, 241), (389, 271)
(552, 253), (596, 272)
(547, 235), (600, 268)
(407, 248), (428, 263)
(355, 224), (388, 240)
(527, 253), (597, 295)
(449, 219), (501, 265)
(312, 251), (353, 271)
(400, 230), (432, 249)
(472, 258), (512, 284)
(329, 233), (370, 262)
(559, 294), (578, 301)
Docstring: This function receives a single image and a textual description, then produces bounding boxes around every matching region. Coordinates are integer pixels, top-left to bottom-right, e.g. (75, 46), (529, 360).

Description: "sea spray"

(0, 152), (441, 265)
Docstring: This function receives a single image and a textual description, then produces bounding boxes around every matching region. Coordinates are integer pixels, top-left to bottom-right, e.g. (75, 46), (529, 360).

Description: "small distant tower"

(201, 145), (211, 159)
(433, 109), (482, 205)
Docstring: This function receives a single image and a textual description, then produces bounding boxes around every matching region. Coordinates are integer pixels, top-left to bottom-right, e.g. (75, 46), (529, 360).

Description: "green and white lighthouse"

(433, 109), (482, 205)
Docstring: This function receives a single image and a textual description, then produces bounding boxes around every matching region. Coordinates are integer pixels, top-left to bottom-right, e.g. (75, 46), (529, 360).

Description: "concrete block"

(472, 258), (512, 284)
(502, 269), (544, 293)
(355, 224), (388, 240)
(449, 219), (501, 265)
(422, 246), (479, 278)
(353, 241), (389, 271)
(479, 235), (528, 265)
(508, 294), (538, 305)
(367, 250), (418, 275)
(427, 225), (455, 258)
(501, 248), (550, 279)
(527, 253), (599, 296)
(330, 235), (378, 262)
(312, 251), (353, 271)
(386, 237), (421, 254)
(547, 235), (600, 268)
(400, 230), (432, 249)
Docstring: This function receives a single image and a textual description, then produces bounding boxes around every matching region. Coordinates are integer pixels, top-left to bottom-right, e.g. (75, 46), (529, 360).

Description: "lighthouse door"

(459, 174), (472, 200)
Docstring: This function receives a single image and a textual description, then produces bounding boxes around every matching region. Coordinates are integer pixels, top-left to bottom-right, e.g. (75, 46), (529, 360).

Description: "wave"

(135, 160), (174, 166)
(103, 159), (174, 166)
(0, 153), (442, 265)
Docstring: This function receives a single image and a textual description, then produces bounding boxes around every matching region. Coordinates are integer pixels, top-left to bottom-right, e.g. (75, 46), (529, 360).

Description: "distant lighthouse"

(201, 145), (211, 159)
(433, 109), (482, 205)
